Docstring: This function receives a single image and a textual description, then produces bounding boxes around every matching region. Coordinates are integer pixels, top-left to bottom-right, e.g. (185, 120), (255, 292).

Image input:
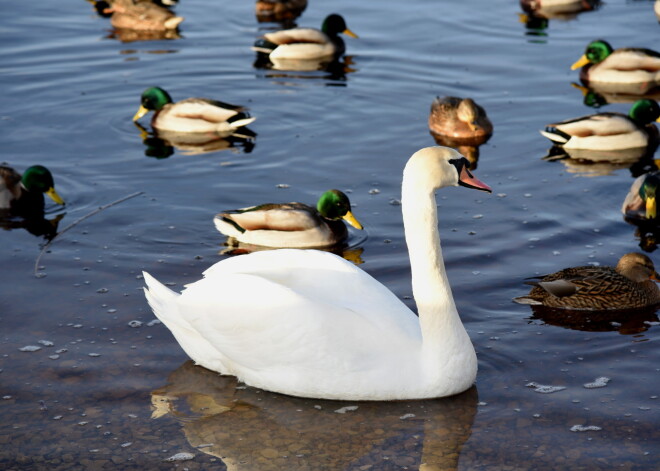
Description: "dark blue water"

(1, 0), (659, 469)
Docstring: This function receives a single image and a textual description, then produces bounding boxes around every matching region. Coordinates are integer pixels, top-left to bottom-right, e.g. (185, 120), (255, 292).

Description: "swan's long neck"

(401, 162), (466, 363)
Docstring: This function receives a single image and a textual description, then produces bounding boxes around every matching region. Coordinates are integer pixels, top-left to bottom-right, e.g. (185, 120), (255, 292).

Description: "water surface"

(1, 0), (659, 469)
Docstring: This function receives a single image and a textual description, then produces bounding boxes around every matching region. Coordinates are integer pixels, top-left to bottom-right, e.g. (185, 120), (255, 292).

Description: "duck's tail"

(539, 127), (569, 144)
(164, 16), (184, 30)
(252, 38), (278, 54)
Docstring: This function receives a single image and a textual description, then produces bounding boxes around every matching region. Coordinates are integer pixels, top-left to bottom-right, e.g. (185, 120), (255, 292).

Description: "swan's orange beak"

(458, 166), (491, 193)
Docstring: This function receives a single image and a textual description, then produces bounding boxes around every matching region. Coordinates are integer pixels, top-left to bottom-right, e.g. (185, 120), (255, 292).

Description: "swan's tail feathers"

(539, 128), (569, 144)
(143, 271), (181, 325)
(512, 296), (542, 305)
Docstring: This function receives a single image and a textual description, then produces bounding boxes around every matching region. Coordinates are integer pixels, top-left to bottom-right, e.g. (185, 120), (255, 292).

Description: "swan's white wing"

(174, 250), (421, 374)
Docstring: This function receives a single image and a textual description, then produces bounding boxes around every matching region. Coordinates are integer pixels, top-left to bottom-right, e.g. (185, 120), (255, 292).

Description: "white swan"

(143, 147), (492, 400)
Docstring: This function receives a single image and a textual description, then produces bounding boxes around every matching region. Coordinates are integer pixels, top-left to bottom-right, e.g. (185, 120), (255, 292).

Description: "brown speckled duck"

(255, 0), (307, 22)
(95, 0), (184, 31)
(429, 97), (493, 144)
(514, 253), (660, 310)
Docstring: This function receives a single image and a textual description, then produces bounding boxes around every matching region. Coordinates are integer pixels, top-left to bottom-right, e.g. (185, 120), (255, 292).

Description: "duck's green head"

(322, 14), (358, 38)
(22, 165), (65, 205)
(571, 39), (613, 70)
(317, 190), (363, 229)
(628, 99), (660, 125)
(639, 173), (660, 219)
(133, 87), (173, 122)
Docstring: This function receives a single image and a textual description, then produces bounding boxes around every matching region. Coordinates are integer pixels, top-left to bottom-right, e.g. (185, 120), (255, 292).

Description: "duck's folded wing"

(264, 28), (328, 45)
(610, 49), (660, 71)
(551, 113), (638, 137)
(219, 203), (320, 232)
(169, 99), (241, 123)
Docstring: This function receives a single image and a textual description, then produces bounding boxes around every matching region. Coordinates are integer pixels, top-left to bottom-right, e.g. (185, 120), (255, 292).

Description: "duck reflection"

(572, 83), (660, 109)
(542, 145), (658, 177)
(152, 360), (478, 471)
(255, 0), (307, 25)
(0, 212), (65, 241)
(135, 122), (256, 158)
(108, 27), (181, 42)
(527, 305), (659, 334)
(518, 0), (600, 37)
(254, 54), (357, 82)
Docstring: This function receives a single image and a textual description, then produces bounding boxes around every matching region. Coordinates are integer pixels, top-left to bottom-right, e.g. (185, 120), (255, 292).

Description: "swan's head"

(404, 146), (492, 193)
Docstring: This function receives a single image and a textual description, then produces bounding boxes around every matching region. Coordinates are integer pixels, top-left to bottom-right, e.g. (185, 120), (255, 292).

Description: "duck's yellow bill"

(517, 13), (529, 24)
(46, 187), (65, 205)
(342, 211), (363, 230)
(571, 54), (590, 71)
(343, 28), (358, 39)
(646, 195), (657, 219)
(133, 104), (149, 122)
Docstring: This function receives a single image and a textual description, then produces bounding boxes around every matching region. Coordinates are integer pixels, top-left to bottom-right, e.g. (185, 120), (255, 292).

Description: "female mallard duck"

(213, 189), (363, 248)
(255, 0), (307, 22)
(571, 39), (660, 88)
(132, 87), (256, 135)
(252, 13), (358, 60)
(143, 147), (492, 401)
(94, 0), (184, 31)
(540, 99), (660, 151)
(514, 253), (660, 310)
(622, 171), (660, 221)
(429, 97), (493, 143)
(0, 165), (65, 217)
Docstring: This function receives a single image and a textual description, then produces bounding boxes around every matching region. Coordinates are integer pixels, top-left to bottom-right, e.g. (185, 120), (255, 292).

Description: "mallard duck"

(252, 13), (357, 60)
(520, 0), (600, 15)
(132, 87), (256, 135)
(622, 171), (660, 221)
(514, 253), (660, 310)
(429, 97), (493, 144)
(213, 189), (363, 249)
(571, 39), (660, 88)
(656, 0), (660, 22)
(255, 0), (307, 22)
(0, 165), (65, 217)
(93, 0), (183, 31)
(143, 147), (492, 401)
(540, 99), (660, 151)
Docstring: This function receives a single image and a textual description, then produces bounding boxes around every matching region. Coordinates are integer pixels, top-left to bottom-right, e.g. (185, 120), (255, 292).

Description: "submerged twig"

(34, 191), (144, 277)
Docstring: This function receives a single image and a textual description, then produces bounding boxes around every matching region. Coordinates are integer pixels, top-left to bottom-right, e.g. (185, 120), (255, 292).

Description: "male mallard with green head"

(214, 190), (363, 248)
(133, 87), (256, 135)
(0, 165), (65, 217)
(514, 253), (660, 310)
(540, 99), (660, 151)
(252, 13), (357, 60)
(622, 171), (660, 222)
(571, 39), (660, 88)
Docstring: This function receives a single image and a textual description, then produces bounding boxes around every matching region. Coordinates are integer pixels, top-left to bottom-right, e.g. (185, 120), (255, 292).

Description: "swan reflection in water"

(152, 361), (478, 471)
(135, 122), (256, 158)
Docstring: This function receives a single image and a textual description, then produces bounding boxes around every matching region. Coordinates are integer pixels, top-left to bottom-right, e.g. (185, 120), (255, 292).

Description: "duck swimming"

(252, 13), (357, 61)
(571, 39), (660, 89)
(622, 171), (660, 222)
(214, 189), (363, 249)
(429, 96), (493, 143)
(93, 0), (184, 31)
(540, 99), (660, 152)
(143, 146), (492, 401)
(0, 165), (65, 217)
(514, 253), (660, 310)
(132, 87), (256, 135)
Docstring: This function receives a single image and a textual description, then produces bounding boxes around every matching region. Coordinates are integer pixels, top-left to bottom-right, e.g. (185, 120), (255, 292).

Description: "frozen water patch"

(570, 425), (602, 432)
(583, 377), (610, 389)
(334, 405), (358, 414)
(526, 382), (566, 394)
(165, 452), (195, 462)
